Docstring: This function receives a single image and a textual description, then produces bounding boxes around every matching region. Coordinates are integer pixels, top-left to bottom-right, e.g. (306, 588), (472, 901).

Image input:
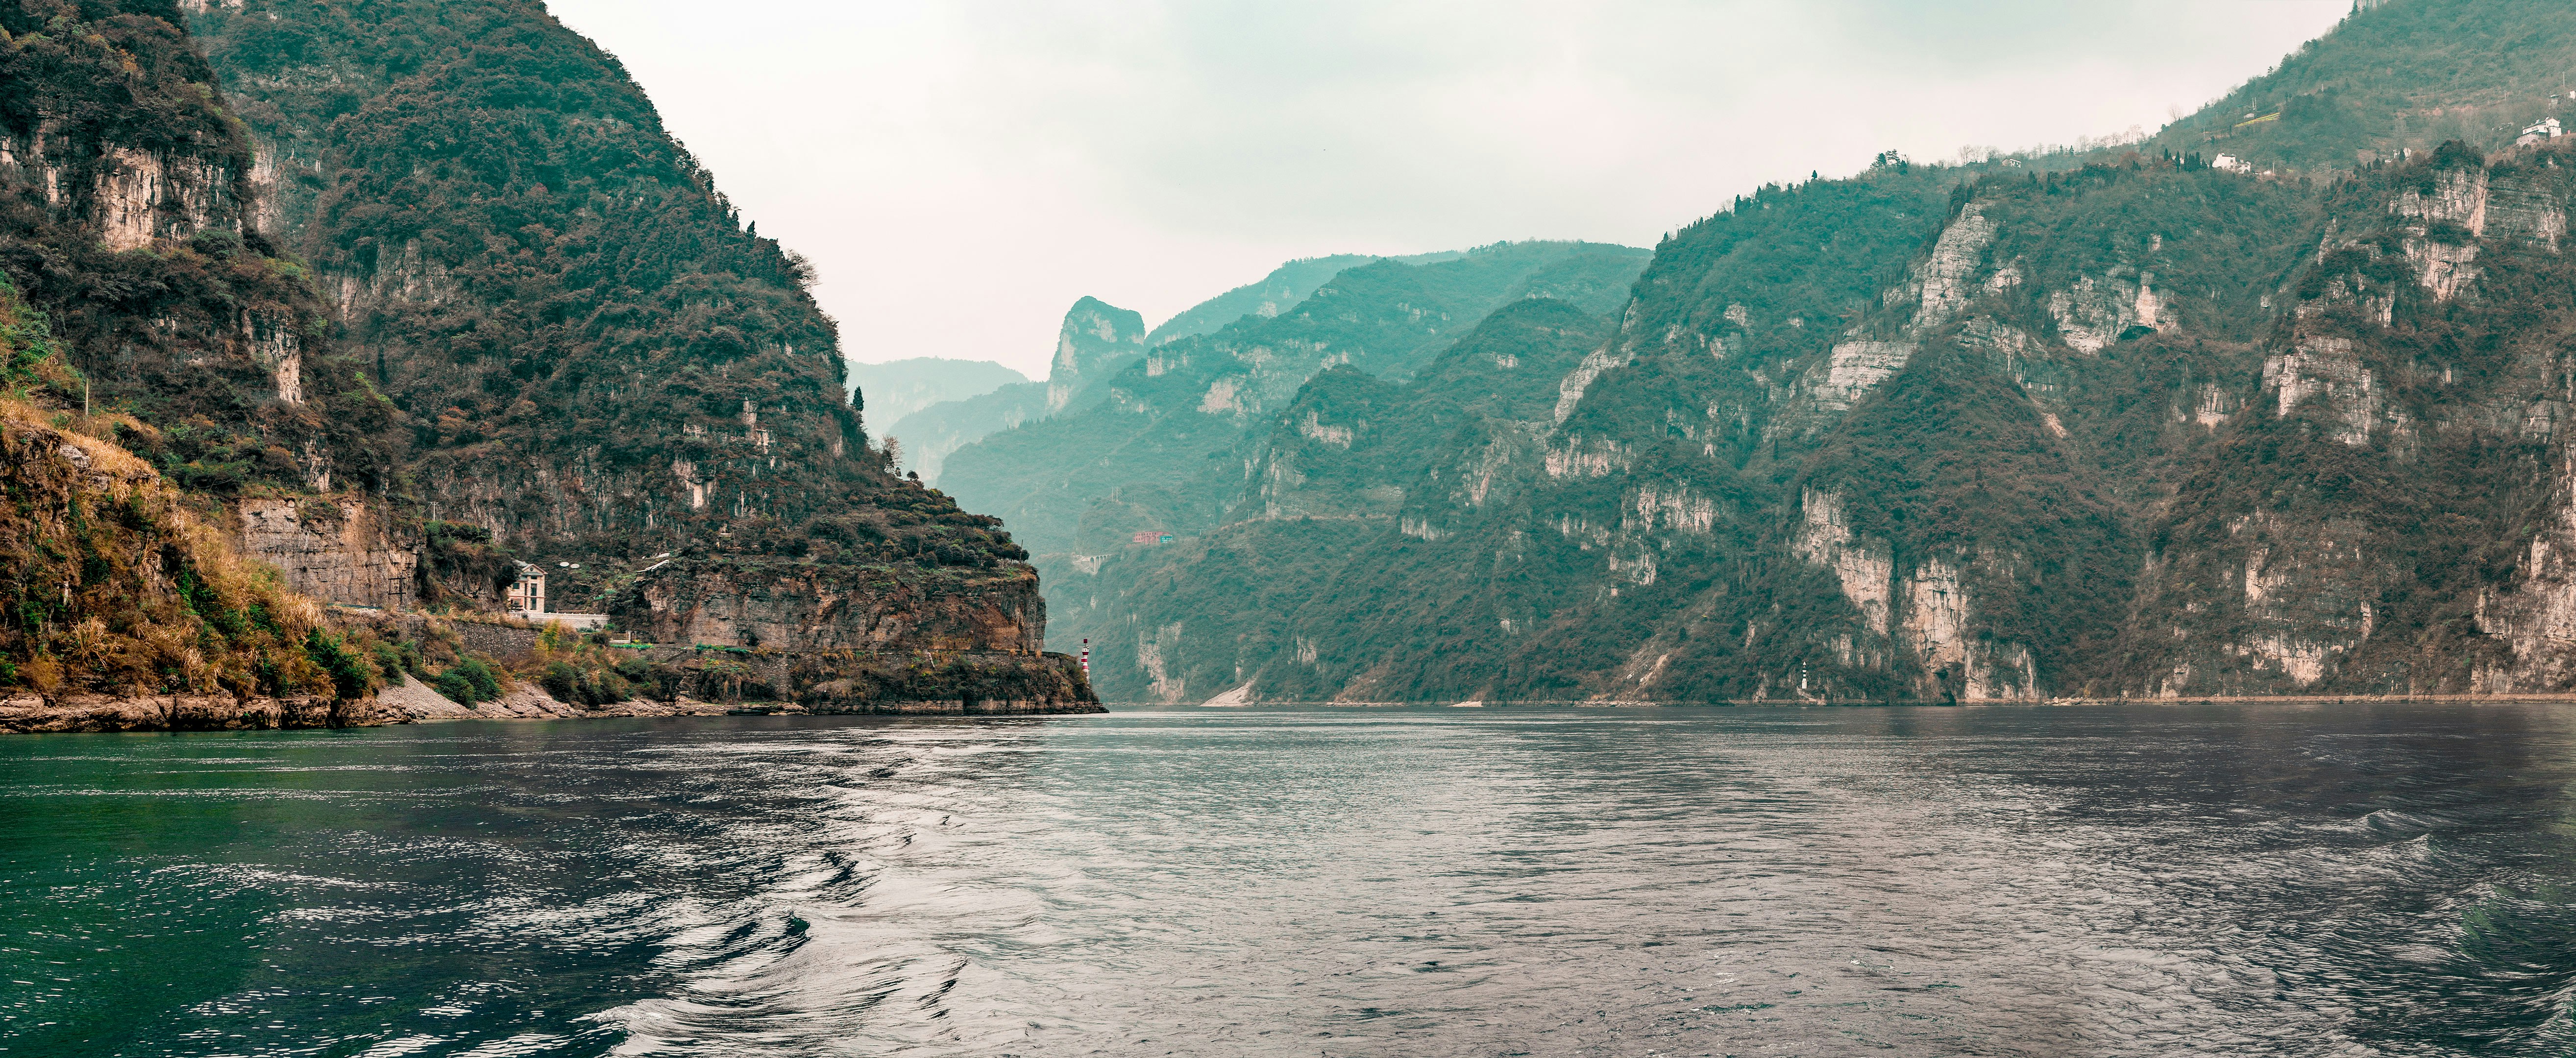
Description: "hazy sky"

(544, 0), (2350, 379)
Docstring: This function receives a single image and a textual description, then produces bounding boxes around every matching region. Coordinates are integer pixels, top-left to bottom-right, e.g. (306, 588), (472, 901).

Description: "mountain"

(1142, 250), (1467, 346)
(183, 0), (1089, 709)
(891, 253), (1484, 485)
(1041, 296), (1148, 413)
(0, 0), (1094, 725)
(938, 240), (1653, 563)
(2144, 0), (2576, 173)
(1060, 0), (2576, 704)
(1, 0), (393, 498)
(885, 296), (1141, 482)
(0, 0), (417, 723)
(848, 357), (1027, 431)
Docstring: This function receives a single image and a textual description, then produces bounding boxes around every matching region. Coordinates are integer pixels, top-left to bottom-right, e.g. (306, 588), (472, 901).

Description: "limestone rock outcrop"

(234, 498), (419, 611)
(615, 561), (1045, 654)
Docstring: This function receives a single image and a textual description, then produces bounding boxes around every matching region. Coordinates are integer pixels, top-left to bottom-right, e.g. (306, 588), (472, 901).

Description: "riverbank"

(1, 668), (1106, 734)
(380, 673), (1105, 723)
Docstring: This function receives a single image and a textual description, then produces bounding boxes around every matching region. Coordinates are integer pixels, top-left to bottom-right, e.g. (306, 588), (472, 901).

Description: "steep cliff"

(183, 0), (914, 566)
(176, 0), (1075, 677)
(0, 0), (1091, 715)
(0, 0), (437, 725)
(2123, 142), (2576, 696)
(0, 0), (393, 497)
(1048, 298), (1620, 703)
(234, 497), (417, 610)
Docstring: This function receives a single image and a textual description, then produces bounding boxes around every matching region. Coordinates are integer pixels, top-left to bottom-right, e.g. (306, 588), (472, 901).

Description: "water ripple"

(7, 705), (2576, 1055)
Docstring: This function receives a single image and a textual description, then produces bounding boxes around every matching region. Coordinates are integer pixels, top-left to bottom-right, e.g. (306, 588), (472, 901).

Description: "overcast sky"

(543, 0), (2350, 379)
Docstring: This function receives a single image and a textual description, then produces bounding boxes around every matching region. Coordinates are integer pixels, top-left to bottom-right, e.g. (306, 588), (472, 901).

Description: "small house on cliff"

(508, 563), (546, 615)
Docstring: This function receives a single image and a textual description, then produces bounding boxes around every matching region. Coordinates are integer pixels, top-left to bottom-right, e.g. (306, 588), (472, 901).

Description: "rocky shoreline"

(1, 668), (1106, 734)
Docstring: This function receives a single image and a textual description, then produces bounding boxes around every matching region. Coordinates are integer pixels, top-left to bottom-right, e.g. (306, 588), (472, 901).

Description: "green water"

(7, 704), (2576, 1055)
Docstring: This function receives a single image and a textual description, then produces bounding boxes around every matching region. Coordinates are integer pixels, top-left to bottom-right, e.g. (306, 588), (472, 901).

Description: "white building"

(508, 563), (546, 614)
(2521, 118), (2564, 146)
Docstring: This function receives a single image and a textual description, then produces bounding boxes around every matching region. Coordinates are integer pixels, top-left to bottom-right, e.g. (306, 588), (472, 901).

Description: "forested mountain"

(0, 0), (1090, 721)
(0, 0), (410, 715)
(2145, 0), (2576, 172)
(1060, 0), (2576, 703)
(848, 357), (1025, 430)
(891, 251), (1472, 485)
(939, 240), (1651, 560)
(1142, 250), (1466, 346)
(185, 0), (880, 558)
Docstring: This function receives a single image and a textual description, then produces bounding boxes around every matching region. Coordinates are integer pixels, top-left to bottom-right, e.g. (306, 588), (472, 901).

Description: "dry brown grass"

(0, 405), (357, 699)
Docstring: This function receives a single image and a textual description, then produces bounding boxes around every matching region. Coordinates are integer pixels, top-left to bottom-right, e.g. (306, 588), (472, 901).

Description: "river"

(5, 703), (2575, 1056)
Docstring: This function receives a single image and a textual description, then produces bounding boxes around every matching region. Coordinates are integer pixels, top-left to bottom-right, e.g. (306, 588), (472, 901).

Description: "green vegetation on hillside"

(0, 284), (389, 703)
(184, 0), (1031, 603)
(941, 241), (1651, 558)
(1055, 0), (2576, 703)
(2151, 0), (2576, 171)
(0, 0), (393, 496)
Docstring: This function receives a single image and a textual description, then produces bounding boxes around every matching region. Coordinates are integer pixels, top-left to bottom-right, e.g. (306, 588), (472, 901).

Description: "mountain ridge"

(1054, 0), (2576, 704)
(0, 0), (1099, 725)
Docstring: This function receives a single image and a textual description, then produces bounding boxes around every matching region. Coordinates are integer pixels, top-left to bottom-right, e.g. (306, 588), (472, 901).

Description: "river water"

(5, 704), (2576, 1056)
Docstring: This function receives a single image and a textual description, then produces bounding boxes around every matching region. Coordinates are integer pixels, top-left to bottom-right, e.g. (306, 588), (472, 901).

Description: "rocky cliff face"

(0, 2), (435, 726)
(2121, 141), (2576, 697)
(0, 401), (380, 726)
(0, 0), (393, 499)
(183, 0), (883, 566)
(1047, 297), (1146, 412)
(234, 498), (418, 611)
(617, 561), (1043, 654)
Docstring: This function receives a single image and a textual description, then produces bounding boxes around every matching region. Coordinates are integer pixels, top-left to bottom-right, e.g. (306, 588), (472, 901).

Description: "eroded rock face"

(93, 146), (232, 250)
(0, 132), (239, 252)
(2392, 166), (2488, 234)
(233, 498), (419, 610)
(615, 561), (1045, 653)
(2265, 335), (2382, 447)
(1047, 297), (1148, 412)
(2047, 271), (2166, 353)
(1901, 203), (1996, 331)
(2476, 447), (2576, 693)
(1790, 489), (2042, 701)
(1900, 558), (2041, 701)
(2487, 168), (2567, 249)
(1791, 489), (1893, 636)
